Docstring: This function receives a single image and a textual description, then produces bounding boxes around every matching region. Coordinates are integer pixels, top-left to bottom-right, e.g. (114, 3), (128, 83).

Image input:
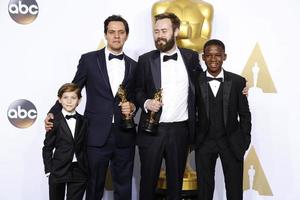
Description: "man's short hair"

(154, 12), (181, 31)
(203, 39), (226, 52)
(104, 15), (129, 34)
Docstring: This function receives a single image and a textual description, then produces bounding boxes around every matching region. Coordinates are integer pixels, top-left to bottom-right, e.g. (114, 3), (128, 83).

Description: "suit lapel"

(96, 49), (113, 96)
(223, 71), (232, 126)
(74, 114), (83, 142)
(150, 51), (161, 89)
(122, 55), (131, 86)
(179, 48), (195, 95)
(199, 72), (210, 119)
(59, 113), (74, 141)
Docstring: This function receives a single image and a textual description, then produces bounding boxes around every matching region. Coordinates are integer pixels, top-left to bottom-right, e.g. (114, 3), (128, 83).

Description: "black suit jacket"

(42, 112), (88, 179)
(49, 48), (137, 147)
(195, 70), (252, 160)
(135, 48), (202, 145)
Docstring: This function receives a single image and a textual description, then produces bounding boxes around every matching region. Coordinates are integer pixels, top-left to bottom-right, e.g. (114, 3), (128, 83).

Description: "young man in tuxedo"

(43, 83), (88, 200)
(44, 15), (137, 200)
(135, 12), (203, 200)
(194, 39), (252, 200)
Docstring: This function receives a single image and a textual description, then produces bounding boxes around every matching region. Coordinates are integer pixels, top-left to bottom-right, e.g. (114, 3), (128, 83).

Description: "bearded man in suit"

(135, 12), (203, 200)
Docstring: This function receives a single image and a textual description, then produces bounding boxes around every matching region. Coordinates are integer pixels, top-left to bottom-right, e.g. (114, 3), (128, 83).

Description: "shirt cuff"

(144, 99), (151, 113)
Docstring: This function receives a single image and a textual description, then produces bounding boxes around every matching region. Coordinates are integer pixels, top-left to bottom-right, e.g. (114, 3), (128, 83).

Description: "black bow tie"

(163, 53), (178, 62)
(108, 53), (124, 60)
(65, 114), (77, 120)
(207, 77), (223, 82)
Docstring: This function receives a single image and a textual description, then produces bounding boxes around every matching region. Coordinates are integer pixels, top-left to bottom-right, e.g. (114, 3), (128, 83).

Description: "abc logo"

(7, 99), (38, 128)
(8, 0), (39, 25)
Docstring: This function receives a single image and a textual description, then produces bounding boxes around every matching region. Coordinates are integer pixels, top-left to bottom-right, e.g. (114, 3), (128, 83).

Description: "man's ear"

(224, 53), (227, 61)
(174, 28), (179, 38)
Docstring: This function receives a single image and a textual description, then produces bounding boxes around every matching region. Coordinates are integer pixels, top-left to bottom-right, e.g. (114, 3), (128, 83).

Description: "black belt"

(159, 120), (188, 127)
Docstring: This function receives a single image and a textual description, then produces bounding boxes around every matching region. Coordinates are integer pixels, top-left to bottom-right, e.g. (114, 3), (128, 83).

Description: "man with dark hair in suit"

(194, 39), (251, 200)
(44, 15), (137, 200)
(135, 12), (202, 200)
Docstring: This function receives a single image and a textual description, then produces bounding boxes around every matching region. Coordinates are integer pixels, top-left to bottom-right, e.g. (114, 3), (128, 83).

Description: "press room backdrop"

(1, 0), (300, 199)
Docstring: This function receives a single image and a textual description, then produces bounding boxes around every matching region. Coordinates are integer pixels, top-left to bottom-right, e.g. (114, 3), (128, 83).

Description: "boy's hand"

(44, 113), (54, 132)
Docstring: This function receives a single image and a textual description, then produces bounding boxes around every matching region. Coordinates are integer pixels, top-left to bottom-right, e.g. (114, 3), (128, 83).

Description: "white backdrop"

(1, 0), (300, 199)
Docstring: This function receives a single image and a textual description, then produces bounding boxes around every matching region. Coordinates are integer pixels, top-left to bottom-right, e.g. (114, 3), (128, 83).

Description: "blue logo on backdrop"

(8, 0), (39, 25)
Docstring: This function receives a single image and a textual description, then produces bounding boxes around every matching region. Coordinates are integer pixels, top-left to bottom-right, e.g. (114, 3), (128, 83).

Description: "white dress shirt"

(159, 48), (189, 122)
(105, 48), (125, 123)
(62, 109), (77, 162)
(206, 69), (224, 97)
(105, 48), (125, 96)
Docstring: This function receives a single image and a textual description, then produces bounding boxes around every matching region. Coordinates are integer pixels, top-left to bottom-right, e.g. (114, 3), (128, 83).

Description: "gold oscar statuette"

(143, 88), (163, 133)
(117, 84), (135, 130)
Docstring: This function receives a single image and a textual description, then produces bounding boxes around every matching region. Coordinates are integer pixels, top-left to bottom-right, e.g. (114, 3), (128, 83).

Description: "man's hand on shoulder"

(44, 113), (54, 132)
(242, 80), (249, 96)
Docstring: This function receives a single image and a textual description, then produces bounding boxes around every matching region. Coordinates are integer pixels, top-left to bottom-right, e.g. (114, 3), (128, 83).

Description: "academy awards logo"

(8, 0), (39, 25)
(241, 42), (274, 198)
(7, 99), (38, 128)
(243, 146), (273, 198)
(241, 43), (277, 94)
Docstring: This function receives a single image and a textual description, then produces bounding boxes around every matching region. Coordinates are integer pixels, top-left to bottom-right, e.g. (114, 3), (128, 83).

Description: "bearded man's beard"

(155, 36), (176, 52)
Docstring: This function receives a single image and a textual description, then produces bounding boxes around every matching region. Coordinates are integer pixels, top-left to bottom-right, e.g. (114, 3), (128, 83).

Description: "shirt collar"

(105, 47), (124, 60)
(161, 47), (179, 57)
(206, 69), (224, 79)
(62, 109), (76, 117)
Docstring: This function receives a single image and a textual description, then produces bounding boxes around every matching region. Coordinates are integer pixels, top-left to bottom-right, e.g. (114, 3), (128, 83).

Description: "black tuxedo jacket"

(42, 112), (88, 179)
(49, 48), (137, 147)
(135, 48), (202, 145)
(195, 70), (252, 160)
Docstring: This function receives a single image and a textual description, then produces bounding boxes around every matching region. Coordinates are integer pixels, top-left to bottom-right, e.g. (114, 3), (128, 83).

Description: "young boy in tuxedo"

(43, 83), (88, 200)
(195, 39), (251, 200)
